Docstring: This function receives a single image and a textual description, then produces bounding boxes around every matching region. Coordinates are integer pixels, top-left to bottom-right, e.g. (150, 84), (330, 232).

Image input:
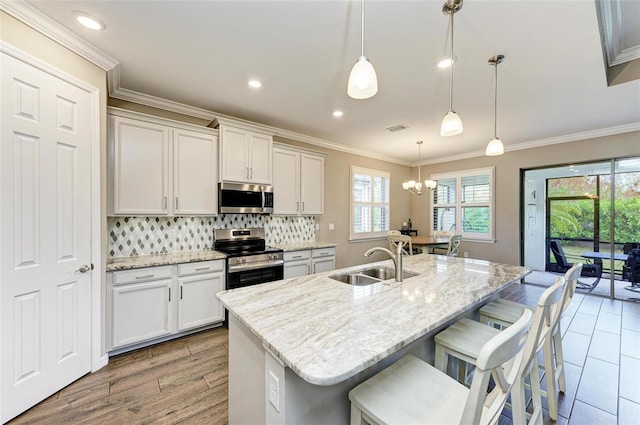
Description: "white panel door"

(1, 53), (92, 422)
(273, 148), (300, 215)
(173, 129), (217, 215)
(300, 154), (324, 215)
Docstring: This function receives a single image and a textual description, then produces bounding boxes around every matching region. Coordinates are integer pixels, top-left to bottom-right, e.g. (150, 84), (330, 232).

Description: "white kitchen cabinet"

(312, 248), (336, 274)
(219, 125), (273, 184)
(283, 250), (311, 279)
(273, 144), (324, 215)
(177, 261), (225, 331)
(283, 247), (335, 278)
(108, 259), (225, 352)
(108, 107), (218, 216)
(109, 266), (173, 350)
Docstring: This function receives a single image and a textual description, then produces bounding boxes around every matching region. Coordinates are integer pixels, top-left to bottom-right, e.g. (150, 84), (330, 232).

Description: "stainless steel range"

(213, 228), (284, 290)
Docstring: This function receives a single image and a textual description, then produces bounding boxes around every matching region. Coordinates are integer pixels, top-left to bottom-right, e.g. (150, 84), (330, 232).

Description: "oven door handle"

(227, 260), (284, 273)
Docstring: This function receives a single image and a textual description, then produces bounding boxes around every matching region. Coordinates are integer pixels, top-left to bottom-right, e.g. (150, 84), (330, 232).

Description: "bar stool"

(478, 263), (583, 421)
(434, 277), (566, 425)
(348, 309), (533, 425)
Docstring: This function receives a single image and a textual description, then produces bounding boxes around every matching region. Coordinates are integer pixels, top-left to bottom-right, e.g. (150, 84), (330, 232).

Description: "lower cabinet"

(283, 247), (336, 279)
(312, 248), (336, 274)
(108, 260), (225, 351)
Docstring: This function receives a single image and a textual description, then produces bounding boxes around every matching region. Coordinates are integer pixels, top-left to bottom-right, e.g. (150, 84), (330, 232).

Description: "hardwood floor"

(8, 327), (229, 425)
(8, 283), (639, 424)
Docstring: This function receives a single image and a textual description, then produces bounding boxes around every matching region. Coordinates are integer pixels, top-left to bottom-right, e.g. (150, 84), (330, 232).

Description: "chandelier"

(402, 141), (437, 195)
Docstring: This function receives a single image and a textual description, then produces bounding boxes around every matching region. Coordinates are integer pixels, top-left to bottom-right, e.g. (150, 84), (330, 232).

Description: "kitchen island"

(217, 253), (530, 424)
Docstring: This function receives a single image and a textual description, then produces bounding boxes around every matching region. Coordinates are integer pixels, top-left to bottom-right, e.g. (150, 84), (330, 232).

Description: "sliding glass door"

(522, 157), (640, 300)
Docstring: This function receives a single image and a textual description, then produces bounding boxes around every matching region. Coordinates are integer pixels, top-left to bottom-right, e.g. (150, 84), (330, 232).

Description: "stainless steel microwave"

(218, 182), (274, 214)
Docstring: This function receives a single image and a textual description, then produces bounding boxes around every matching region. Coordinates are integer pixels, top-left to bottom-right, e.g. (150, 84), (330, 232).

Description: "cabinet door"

(174, 129), (218, 215)
(248, 133), (273, 184)
(111, 279), (172, 349)
(300, 154), (324, 215)
(178, 273), (224, 331)
(273, 148), (300, 215)
(312, 257), (335, 274)
(284, 260), (310, 279)
(111, 116), (170, 215)
(220, 126), (249, 182)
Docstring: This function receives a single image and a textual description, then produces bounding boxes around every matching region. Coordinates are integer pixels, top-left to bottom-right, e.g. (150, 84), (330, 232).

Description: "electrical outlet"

(268, 371), (280, 412)
(329, 223), (335, 231)
(463, 252), (469, 258)
(315, 223), (320, 230)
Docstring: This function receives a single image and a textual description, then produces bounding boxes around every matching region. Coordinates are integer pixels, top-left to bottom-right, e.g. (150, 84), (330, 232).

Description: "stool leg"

(350, 404), (363, 425)
(542, 336), (559, 421)
(435, 343), (448, 374)
(510, 373), (527, 425)
(529, 356), (544, 425)
(553, 328), (566, 393)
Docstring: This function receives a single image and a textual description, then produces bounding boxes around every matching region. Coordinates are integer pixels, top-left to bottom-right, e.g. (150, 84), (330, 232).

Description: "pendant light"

(402, 141), (437, 195)
(485, 54), (505, 156)
(347, 0), (378, 99)
(440, 0), (463, 136)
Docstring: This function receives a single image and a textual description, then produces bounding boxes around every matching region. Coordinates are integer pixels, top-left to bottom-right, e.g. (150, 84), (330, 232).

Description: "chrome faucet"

(363, 243), (404, 282)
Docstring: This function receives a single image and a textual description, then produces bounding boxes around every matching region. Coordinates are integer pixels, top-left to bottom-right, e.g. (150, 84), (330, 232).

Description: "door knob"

(75, 264), (94, 273)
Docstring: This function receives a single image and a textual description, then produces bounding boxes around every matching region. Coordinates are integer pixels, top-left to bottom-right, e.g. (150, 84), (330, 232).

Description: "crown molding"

(418, 122), (640, 166)
(0, 0), (118, 71)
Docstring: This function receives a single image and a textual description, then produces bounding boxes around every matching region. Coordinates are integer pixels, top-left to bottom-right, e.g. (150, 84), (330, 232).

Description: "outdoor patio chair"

(549, 239), (601, 291)
(623, 248), (640, 293)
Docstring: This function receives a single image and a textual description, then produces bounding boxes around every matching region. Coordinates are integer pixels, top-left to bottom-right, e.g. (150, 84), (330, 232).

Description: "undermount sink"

(329, 267), (419, 286)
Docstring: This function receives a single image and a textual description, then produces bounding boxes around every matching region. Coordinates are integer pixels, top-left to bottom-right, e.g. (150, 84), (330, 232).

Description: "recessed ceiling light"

(73, 11), (105, 31)
(248, 80), (262, 88)
(437, 56), (456, 68)
(332, 110), (344, 117)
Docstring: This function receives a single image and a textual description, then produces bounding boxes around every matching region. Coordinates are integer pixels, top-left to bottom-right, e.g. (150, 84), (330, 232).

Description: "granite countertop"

(106, 250), (227, 271)
(216, 254), (530, 386)
(272, 241), (337, 251)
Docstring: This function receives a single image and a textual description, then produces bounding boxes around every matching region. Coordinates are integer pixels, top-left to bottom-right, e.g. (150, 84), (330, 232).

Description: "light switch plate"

(329, 223), (335, 231)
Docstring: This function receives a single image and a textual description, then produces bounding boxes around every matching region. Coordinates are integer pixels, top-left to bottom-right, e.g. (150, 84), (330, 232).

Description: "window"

(431, 167), (495, 241)
(350, 166), (390, 240)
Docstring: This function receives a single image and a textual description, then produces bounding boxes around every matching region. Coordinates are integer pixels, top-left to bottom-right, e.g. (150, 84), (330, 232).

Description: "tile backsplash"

(107, 215), (316, 257)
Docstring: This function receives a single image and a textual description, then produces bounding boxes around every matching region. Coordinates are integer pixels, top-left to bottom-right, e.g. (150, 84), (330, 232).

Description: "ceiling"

(20, 0), (640, 165)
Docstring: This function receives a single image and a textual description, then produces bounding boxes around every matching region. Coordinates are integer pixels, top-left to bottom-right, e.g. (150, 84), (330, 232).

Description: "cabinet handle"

(246, 167), (250, 179)
(163, 196), (167, 210)
(296, 202), (299, 211)
(302, 201), (305, 212)
(249, 167), (253, 179)
(180, 286), (183, 299)
(313, 264), (316, 274)
(135, 274), (154, 280)
(175, 197), (179, 210)
(307, 264), (311, 274)
(168, 287), (171, 302)
(292, 255), (303, 259)
(195, 267), (210, 271)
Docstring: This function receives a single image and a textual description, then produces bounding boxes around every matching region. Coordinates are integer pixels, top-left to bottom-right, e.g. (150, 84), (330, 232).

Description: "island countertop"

(216, 254), (530, 386)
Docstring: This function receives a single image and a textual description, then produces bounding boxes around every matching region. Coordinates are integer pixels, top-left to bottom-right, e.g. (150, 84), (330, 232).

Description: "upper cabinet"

(273, 144), (325, 215)
(108, 108), (218, 216)
(217, 123), (273, 185)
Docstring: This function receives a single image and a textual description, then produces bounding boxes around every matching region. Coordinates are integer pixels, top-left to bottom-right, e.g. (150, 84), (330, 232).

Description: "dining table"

(411, 235), (451, 252)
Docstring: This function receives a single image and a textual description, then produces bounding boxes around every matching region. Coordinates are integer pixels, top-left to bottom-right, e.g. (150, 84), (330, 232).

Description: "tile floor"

(503, 284), (640, 425)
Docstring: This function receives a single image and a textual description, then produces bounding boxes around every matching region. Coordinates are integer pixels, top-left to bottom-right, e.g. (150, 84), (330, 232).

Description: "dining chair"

(433, 234), (462, 256)
(477, 263), (583, 421)
(387, 231), (414, 255)
(434, 277), (566, 425)
(348, 309), (533, 425)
